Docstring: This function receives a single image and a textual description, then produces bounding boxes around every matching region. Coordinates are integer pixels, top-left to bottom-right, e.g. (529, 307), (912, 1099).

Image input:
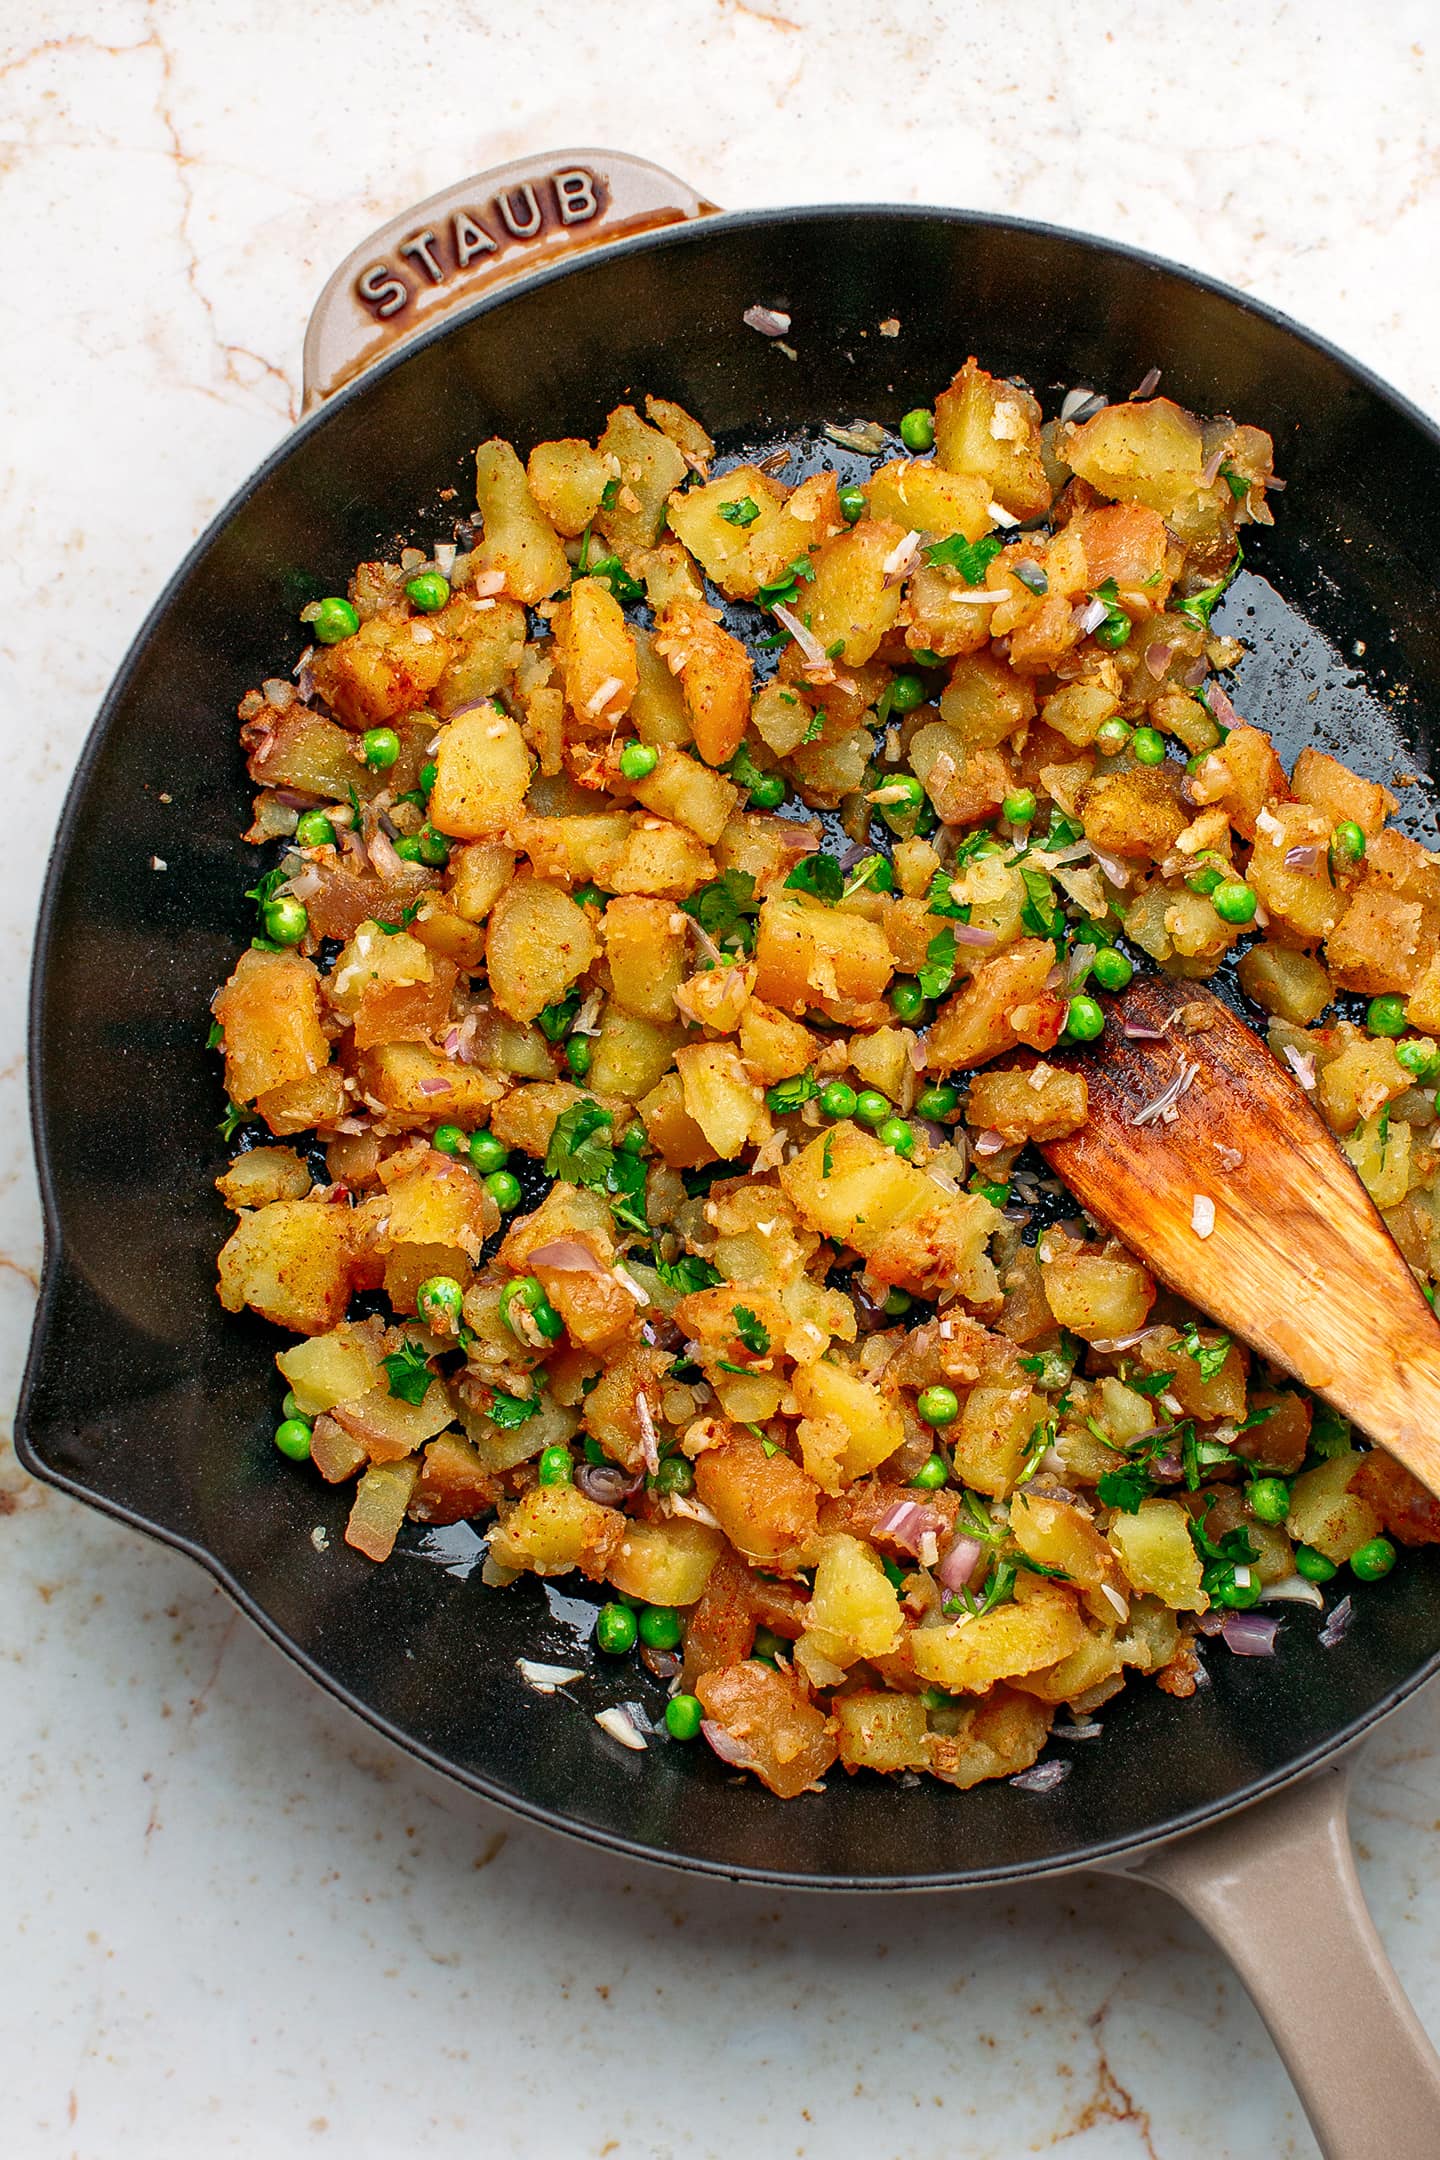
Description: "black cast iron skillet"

(18, 150), (1440, 2155)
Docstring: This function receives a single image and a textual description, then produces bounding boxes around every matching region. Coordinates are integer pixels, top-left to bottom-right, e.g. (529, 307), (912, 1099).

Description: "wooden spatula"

(1028, 972), (1440, 1497)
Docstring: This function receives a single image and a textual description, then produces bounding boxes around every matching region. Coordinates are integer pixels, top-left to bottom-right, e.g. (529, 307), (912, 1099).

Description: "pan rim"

(19, 197), (1440, 1888)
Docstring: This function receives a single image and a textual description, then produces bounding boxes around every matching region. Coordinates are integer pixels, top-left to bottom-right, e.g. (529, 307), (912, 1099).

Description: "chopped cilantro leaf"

(376, 900), (423, 935)
(732, 1305), (771, 1356)
(574, 528), (645, 603)
(801, 709), (826, 744)
(653, 1252), (723, 1295)
(1309, 1400), (1353, 1458)
(1219, 463), (1250, 501)
(381, 1339), (433, 1405)
(784, 852), (845, 904)
(757, 556), (816, 611)
(545, 1098), (615, 1186)
(1176, 541), (1243, 633)
(880, 1555), (908, 1591)
(489, 1387), (541, 1430)
(918, 927), (957, 1002)
(599, 476), (621, 511)
(218, 1100), (248, 1142)
(842, 852), (891, 899)
(766, 1071), (820, 1115)
(926, 531), (1002, 585)
(245, 865), (289, 910)
(1019, 866), (1060, 940)
(1180, 1323), (1231, 1383)
(821, 1132), (834, 1180)
(1012, 559), (1048, 595)
(718, 496), (761, 527)
(1238, 1402), (1278, 1432)
(1097, 1460), (1155, 1513)
(1127, 1369), (1175, 1399)
(536, 991), (582, 1043)
(681, 869), (760, 952)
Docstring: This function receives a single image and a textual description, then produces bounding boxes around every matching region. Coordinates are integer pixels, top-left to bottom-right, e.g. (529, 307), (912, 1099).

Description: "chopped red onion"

(743, 304), (792, 338)
(594, 1706), (647, 1751)
(1283, 844), (1320, 873)
(1154, 1451), (1183, 1480)
(577, 1461), (644, 1507)
(271, 785), (325, 810)
(882, 529), (923, 585)
(1122, 1019), (1167, 1041)
(1221, 1613), (1280, 1657)
(1319, 1594), (1354, 1650)
(1091, 849), (1132, 888)
(1009, 1759), (1072, 1793)
(1282, 1044), (1317, 1091)
(875, 1500), (944, 1556)
(1200, 447), (1226, 489)
(1180, 655), (1209, 688)
(1076, 596), (1109, 635)
(701, 1719), (761, 1771)
(772, 602), (827, 666)
(907, 1033), (930, 1071)
(1144, 641), (1174, 680)
(1131, 366), (1162, 399)
(1127, 1058), (1199, 1127)
(1206, 684), (1241, 729)
(1195, 1609), (1227, 1636)
(973, 1128), (1008, 1158)
(1043, 841), (1096, 867)
(635, 1390), (660, 1476)
(367, 827), (407, 883)
(1060, 387), (1106, 424)
(824, 419), (889, 455)
(417, 1076), (451, 1096)
(954, 922), (999, 947)
(1065, 942), (1098, 990)
(528, 1239), (605, 1273)
(1050, 1721), (1103, 1741)
(936, 1535), (983, 1591)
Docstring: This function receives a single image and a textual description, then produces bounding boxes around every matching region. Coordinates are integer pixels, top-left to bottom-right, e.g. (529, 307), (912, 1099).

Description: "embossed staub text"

(354, 168), (604, 320)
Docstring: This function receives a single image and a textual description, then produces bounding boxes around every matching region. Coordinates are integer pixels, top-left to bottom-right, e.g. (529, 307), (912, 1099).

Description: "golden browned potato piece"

(693, 1661), (838, 1798)
(214, 947), (330, 1110)
(429, 703), (532, 839)
(925, 940), (1065, 1070)
(485, 876), (599, 1023)
(654, 600), (752, 767)
(472, 438), (570, 603)
(934, 359), (1050, 521)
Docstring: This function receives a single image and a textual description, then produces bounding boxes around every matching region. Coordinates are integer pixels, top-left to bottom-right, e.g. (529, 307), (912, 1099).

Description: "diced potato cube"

(864, 459), (991, 540)
(486, 876), (598, 1023)
(216, 1145), (312, 1209)
(738, 998), (817, 1083)
(834, 1690), (931, 1774)
(693, 1661), (838, 1798)
(411, 1432), (500, 1525)
(675, 1041), (768, 1156)
(966, 1064), (1087, 1143)
(654, 601), (752, 767)
(217, 1199), (353, 1335)
(1237, 945), (1332, 1026)
(949, 1375), (1038, 1497)
(925, 940), (1065, 1069)
(596, 404), (688, 557)
(602, 895), (688, 1022)
(214, 947), (330, 1108)
(331, 1378), (454, 1464)
(556, 576), (638, 727)
(1286, 1449), (1382, 1563)
(1247, 802), (1341, 943)
(1292, 746), (1396, 838)
(345, 1459), (420, 1562)
(431, 595), (527, 719)
(1316, 1032), (1410, 1133)
(632, 745), (739, 844)
(472, 438), (570, 603)
(487, 1482), (625, 1578)
(588, 1009), (684, 1101)
(1344, 1110), (1412, 1208)
(939, 649), (1036, 750)
(804, 1534), (904, 1663)
(1066, 397), (1206, 523)
(605, 816), (716, 898)
(792, 1360), (905, 1492)
(308, 611), (451, 730)
(1041, 1250), (1155, 1341)
(1326, 886), (1425, 994)
(526, 437), (613, 535)
(1079, 768), (1188, 861)
(909, 1578), (1086, 1693)
(754, 895), (894, 1016)
(804, 522), (905, 666)
(1010, 1491), (1121, 1591)
(693, 1429), (820, 1569)
(276, 1321), (385, 1414)
(606, 1517), (724, 1606)
(1107, 1499), (1206, 1611)
(429, 703), (532, 839)
(934, 360), (1050, 520)
(925, 1687), (1054, 1789)
(1186, 726), (1289, 841)
(356, 1041), (504, 1129)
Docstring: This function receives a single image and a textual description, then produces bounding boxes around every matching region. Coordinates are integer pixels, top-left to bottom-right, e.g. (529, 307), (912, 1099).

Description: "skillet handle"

(301, 149), (719, 412)
(1114, 1760), (1440, 2158)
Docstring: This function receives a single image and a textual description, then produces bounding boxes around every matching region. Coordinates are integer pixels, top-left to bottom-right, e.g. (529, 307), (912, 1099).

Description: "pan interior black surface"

(19, 205), (1440, 1886)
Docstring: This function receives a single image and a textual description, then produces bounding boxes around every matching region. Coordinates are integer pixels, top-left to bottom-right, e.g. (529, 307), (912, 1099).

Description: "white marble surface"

(6, 2), (1440, 2153)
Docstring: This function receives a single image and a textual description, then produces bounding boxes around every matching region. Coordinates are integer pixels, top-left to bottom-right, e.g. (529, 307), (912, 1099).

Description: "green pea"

(878, 1116), (915, 1156)
(406, 571), (450, 613)
(281, 1391), (305, 1421)
(656, 1455), (694, 1496)
(1091, 947), (1133, 992)
(888, 673), (925, 713)
(916, 1083), (958, 1120)
(419, 760), (438, 798)
(1396, 1039), (1440, 1082)
(1351, 1536), (1396, 1582)
(749, 772), (786, 809)
(1095, 613), (1131, 649)
(1095, 718), (1132, 757)
(485, 1169), (523, 1212)
(1295, 1544), (1337, 1583)
(574, 883), (606, 910)
(361, 726), (400, 771)
(910, 1452), (949, 1489)
(970, 1175), (1010, 1207)
(312, 596), (358, 644)
(434, 1123), (468, 1158)
(468, 1130), (509, 1175)
(1213, 880), (1258, 925)
(838, 484), (867, 525)
(417, 827), (450, 867)
(1187, 864), (1224, 897)
(1331, 820), (1366, 865)
(752, 1625), (786, 1667)
(1131, 726), (1166, 765)
(877, 773), (925, 827)
(1002, 788), (1037, 826)
(416, 1274), (464, 1329)
(536, 1444), (574, 1487)
(1206, 1565), (1263, 1610)
(274, 1417), (313, 1462)
(619, 741), (658, 781)
(899, 408), (935, 453)
(596, 1602), (638, 1655)
(1064, 994), (1106, 1043)
(854, 1089), (891, 1127)
(890, 979), (926, 1023)
(263, 896), (309, 947)
(393, 836), (425, 863)
(500, 1276), (563, 1342)
(638, 1605), (683, 1651)
(665, 1692), (703, 1740)
(1246, 1477), (1290, 1525)
(565, 1037), (592, 1079)
(917, 1385), (960, 1427)
(294, 809), (337, 848)
(882, 1289), (913, 1317)
(1367, 994), (1407, 1038)
(821, 1081), (858, 1119)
